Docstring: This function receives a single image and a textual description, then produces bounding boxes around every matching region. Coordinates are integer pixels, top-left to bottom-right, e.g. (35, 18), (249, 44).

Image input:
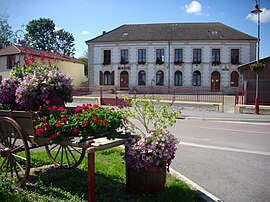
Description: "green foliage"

(0, 149), (202, 202)
(123, 97), (180, 135)
(25, 18), (55, 51)
(25, 18), (75, 56)
(54, 29), (75, 56)
(250, 62), (265, 72)
(0, 13), (15, 48)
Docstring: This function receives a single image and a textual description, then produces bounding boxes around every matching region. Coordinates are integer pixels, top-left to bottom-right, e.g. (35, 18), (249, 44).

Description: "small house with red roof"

(0, 44), (88, 86)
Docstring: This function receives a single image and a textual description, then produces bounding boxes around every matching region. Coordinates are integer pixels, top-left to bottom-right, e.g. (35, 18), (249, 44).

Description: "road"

(170, 118), (270, 202)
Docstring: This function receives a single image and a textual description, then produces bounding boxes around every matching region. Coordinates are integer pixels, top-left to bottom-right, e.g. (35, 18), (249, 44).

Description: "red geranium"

(60, 117), (68, 123)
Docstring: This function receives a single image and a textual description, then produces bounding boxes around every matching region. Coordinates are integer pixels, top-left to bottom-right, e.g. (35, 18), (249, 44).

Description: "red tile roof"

(0, 44), (85, 64)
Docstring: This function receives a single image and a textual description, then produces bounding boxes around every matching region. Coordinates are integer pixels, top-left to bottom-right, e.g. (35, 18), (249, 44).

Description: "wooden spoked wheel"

(45, 144), (86, 168)
(0, 117), (30, 188)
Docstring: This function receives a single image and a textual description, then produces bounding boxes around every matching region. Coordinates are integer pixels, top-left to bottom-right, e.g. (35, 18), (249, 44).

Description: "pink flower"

(55, 122), (61, 127)
(45, 100), (50, 105)
(93, 104), (98, 108)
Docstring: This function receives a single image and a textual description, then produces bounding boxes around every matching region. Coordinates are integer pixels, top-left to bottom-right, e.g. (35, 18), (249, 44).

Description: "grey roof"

(86, 22), (256, 43)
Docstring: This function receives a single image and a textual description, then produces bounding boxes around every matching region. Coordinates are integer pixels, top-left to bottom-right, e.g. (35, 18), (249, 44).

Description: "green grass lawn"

(0, 148), (203, 202)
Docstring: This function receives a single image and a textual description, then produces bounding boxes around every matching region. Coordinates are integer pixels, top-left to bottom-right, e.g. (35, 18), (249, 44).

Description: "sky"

(1, 0), (270, 59)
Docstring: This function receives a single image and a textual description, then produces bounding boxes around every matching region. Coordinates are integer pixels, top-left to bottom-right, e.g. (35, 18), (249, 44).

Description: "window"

(212, 49), (220, 65)
(193, 71), (201, 86)
(230, 71), (239, 87)
(174, 49), (183, 65)
(156, 49), (164, 64)
(138, 70), (146, 85)
(193, 49), (201, 64)
(174, 71), (182, 86)
(156, 70), (164, 86)
(103, 50), (111, 65)
(231, 49), (240, 64)
(7, 55), (16, 69)
(120, 49), (129, 64)
(138, 49), (146, 64)
(104, 71), (112, 85)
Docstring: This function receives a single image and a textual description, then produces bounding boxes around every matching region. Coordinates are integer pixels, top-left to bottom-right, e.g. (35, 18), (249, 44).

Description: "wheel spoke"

(69, 146), (82, 154)
(66, 146), (78, 164)
(64, 147), (70, 167)
(10, 157), (19, 179)
(10, 131), (19, 149)
(12, 154), (27, 161)
(49, 144), (58, 152)
(54, 145), (61, 160)
(14, 156), (25, 174)
(60, 146), (64, 166)
(11, 144), (24, 153)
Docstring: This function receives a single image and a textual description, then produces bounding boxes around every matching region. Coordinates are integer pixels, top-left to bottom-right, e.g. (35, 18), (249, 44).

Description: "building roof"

(0, 44), (84, 64)
(86, 22), (256, 43)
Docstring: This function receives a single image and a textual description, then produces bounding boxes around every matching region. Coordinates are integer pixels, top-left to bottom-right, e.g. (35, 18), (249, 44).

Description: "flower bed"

(0, 49), (73, 111)
(35, 101), (125, 142)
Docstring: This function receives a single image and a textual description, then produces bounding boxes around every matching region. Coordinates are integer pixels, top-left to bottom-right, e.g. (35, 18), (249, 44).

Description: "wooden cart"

(0, 108), (124, 189)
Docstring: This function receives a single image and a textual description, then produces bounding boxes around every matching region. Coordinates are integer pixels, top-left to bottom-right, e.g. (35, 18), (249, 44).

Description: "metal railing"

(73, 86), (225, 106)
(235, 90), (270, 106)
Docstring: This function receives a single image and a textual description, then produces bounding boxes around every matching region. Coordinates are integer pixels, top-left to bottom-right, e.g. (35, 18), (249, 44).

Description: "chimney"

(102, 31), (106, 35)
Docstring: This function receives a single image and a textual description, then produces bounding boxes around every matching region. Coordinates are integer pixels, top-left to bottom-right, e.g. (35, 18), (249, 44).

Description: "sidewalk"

(180, 109), (270, 123)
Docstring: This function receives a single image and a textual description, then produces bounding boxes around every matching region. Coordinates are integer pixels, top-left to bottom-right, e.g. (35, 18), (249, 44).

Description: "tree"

(0, 13), (15, 49)
(54, 29), (75, 56)
(25, 18), (55, 51)
(25, 18), (75, 56)
(78, 51), (88, 77)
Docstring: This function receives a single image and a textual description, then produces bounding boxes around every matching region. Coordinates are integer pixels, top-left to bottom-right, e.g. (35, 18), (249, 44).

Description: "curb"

(169, 168), (223, 202)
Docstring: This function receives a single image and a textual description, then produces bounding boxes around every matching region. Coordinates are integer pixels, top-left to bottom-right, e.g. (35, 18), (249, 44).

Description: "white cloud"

(54, 27), (63, 31)
(81, 30), (91, 35)
(246, 8), (270, 23)
(185, 1), (202, 15)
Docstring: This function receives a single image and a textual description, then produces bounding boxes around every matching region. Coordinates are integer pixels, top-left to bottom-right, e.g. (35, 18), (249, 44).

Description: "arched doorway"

(211, 71), (220, 91)
(120, 71), (129, 89)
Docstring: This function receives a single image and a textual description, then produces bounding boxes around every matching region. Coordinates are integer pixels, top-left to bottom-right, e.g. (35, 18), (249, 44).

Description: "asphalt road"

(170, 119), (270, 202)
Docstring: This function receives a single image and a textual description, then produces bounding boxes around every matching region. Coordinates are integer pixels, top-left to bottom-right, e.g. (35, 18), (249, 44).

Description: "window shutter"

(99, 71), (104, 85)
(111, 71), (115, 85)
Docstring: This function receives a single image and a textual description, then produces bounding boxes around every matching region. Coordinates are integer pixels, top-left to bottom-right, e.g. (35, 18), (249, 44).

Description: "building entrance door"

(120, 71), (129, 89)
(211, 71), (220, 91)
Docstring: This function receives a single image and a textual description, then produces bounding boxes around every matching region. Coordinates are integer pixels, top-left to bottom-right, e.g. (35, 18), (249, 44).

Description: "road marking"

(213, 120), (270, 126)
(200, 126), (270, 134)
(169, 167), (223, 202)
(180, 142), (270, 156)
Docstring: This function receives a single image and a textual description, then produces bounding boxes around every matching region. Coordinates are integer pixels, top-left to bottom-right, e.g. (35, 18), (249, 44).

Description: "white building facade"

(86, 23), (256, 93)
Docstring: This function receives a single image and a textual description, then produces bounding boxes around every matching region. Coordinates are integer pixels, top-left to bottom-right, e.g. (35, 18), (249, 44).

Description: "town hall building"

(86, 22), (256, 93)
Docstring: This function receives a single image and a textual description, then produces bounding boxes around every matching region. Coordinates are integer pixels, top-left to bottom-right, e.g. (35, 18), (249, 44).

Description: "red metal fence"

(73, 86), (225, 106)
(235, 90), (270, 106)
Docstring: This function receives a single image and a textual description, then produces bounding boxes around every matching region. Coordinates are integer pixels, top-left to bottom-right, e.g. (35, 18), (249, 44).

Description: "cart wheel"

(45, 144), (86, 168)
(0, 117), (30, 188)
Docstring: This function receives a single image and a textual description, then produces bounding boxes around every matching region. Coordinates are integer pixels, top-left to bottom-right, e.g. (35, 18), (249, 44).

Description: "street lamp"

(251, 0), (262, 115)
